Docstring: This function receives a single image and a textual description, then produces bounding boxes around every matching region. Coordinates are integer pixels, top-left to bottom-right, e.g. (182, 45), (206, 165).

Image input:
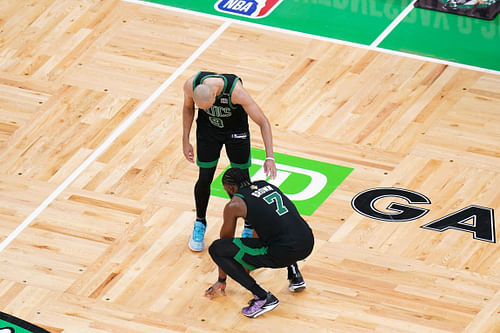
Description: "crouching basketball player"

(204, 168), (314, 318)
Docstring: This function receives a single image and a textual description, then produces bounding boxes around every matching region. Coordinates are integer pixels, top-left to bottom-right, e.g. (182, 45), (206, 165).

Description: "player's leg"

(189, 126), (223, 251)
(208, 237), (280, 318)
(225, 130), (251, 170)
(194, 166), (217, 224)
(225, 131), (253, 238)
(273, 230), (314, 293)
(287, 262), (306, 292)
(241, 219), (254, 238)
(189, 166), (217, 251)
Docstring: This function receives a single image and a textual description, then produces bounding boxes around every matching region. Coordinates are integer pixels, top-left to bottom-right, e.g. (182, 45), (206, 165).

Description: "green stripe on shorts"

(232, 238), (268, 271)
(230, 154), (251, 169)
(196, 157), (219, 168)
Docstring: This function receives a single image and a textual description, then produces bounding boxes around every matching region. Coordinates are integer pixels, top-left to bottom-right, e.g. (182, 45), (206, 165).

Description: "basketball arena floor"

(0, 1), (499, 332)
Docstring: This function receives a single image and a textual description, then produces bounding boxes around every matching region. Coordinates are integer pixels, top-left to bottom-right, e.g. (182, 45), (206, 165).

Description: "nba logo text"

(214, 0), (283, 18)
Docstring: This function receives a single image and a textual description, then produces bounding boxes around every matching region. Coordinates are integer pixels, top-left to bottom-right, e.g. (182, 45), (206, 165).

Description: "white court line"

(0, 20), (231, 253)
(371, 0), (417, 47)
(123, 0), (500, 76)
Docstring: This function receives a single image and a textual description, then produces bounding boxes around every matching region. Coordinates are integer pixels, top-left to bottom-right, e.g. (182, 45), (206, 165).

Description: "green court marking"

(211, 148), (353, 216)
(380, 7), (500, 72)
(0, 316), (48, 333)
(0, 320), (32, 333)
(144, 0), (411, 45)
(0, 311), (50, 333)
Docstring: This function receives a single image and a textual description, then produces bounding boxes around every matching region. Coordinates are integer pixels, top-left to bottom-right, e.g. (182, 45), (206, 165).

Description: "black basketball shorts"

(196, 123), (251, 169)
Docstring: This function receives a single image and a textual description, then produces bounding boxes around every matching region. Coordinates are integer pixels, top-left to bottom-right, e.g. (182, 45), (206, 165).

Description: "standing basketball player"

(182, 71), (277, 252)
(204, 168), (314, 318)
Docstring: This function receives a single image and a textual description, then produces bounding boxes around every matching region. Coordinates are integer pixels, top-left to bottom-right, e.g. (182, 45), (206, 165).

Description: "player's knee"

(195, 177), (210, 190)
(208, 239), (222, 260)
(196, 168), (216, 189)
(209, 238), (233, 260)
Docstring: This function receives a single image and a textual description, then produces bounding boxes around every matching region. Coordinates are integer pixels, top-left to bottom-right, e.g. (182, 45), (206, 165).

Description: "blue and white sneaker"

(241, 226), (254, 238)
(189, 221), (206, 251)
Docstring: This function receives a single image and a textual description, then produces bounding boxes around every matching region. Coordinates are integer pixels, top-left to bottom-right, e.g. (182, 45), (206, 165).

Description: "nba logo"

(214, 0), (283, 19)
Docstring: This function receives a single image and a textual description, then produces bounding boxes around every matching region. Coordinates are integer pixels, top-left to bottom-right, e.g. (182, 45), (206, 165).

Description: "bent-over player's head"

(193, 84), (215, 109)
(222, 168), (251, 197)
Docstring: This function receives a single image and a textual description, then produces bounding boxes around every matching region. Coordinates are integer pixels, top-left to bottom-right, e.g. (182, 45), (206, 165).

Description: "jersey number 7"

(263, 192), (289, 216)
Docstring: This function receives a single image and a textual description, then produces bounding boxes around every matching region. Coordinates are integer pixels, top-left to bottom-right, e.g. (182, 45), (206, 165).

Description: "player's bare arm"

(231, 83), (277, 179)
(220, 196), (247, 239)
(182, 77), (196, 163)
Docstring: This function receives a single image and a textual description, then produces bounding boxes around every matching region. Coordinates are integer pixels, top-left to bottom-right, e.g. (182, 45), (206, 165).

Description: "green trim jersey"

(235, 180), (313, 249)
(193, 71), (249, 131)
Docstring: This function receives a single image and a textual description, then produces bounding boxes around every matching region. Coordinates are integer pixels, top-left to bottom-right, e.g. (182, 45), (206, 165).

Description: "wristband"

(218, 276), (227, 283)
(265, 157), (274, 161)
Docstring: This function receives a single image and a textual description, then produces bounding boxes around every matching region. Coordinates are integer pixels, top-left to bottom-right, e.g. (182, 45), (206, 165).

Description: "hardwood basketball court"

(0, 1), (498, 332)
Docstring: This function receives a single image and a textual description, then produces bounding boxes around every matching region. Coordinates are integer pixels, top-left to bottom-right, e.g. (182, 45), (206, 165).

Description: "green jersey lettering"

(263, 191), (289, 216)
(209, 116), (224, 128)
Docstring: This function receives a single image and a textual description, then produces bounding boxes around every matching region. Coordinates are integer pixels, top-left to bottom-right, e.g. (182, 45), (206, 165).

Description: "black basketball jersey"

(235, 180), (313, 248)
(193, 71), (248, 131)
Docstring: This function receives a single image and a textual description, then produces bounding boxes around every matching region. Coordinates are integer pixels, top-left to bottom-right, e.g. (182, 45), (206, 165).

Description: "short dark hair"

(222, 168), (251, 188)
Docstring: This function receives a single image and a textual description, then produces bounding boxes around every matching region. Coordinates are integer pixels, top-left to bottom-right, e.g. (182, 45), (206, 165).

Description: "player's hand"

(264, 159), (276, 180)
(204, 281), (226, 299)
(183, 142), (195, 163)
